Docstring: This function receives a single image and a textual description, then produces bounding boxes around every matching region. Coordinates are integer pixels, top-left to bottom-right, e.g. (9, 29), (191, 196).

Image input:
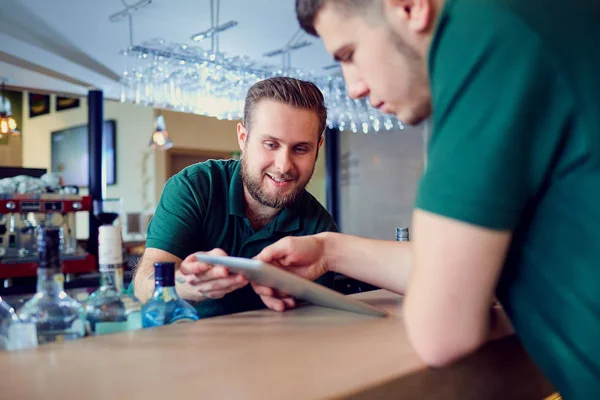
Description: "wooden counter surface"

(0, 290), (554, 399)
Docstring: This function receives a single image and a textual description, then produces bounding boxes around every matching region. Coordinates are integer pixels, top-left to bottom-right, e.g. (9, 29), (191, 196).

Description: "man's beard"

(240, 156), (314, 209)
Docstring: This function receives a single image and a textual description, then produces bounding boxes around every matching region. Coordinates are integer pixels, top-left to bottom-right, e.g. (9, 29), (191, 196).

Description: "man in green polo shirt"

(253, 0), (600, 397)
(133, 77), (337, 318)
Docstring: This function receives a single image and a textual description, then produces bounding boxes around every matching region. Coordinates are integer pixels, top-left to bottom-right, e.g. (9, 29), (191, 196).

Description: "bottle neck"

(37, 267), (64, 295)
(99, 265), (124, 292)
(153, 282), (178, 300)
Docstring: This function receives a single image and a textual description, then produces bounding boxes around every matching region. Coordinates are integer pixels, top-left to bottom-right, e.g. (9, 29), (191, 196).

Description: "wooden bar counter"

(0, 290), (554, 399)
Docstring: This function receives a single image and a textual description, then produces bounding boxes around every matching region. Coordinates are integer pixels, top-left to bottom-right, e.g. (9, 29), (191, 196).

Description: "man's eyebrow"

(259, 134), (280, 141)
(259, 135), (314, 148)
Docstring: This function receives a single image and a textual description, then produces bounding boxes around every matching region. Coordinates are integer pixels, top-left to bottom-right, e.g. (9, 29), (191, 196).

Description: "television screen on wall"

(51, 120), (117, 187)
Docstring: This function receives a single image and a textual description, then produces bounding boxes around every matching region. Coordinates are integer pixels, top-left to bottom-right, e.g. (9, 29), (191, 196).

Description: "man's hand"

(250, 284), (297, 312)
(178, 248), (248, 300)
(252, 235), (329, 312)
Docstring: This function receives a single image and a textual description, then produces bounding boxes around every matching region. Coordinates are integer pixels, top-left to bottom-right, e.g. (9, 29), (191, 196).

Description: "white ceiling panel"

(0, 0), (334, 97)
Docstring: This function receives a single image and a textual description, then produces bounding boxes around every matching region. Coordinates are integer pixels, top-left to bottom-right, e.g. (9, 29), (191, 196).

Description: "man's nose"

(342, 66), (370, 99)
(274, 149), (293, 173)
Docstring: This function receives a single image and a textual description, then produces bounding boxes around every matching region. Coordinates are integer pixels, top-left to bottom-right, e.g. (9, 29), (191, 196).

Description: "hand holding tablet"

(178, 248), (249, 301)
(195, 253), (387, 317)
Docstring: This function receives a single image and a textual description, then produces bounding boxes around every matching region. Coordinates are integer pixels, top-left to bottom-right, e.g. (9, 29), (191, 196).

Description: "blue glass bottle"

(17, 228), (86, 344)
(142, 262), (199, 327)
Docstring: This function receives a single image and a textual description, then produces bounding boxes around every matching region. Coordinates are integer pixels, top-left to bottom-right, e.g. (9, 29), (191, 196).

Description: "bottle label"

(99, 263), (122, 272)
(162, 290), (174, 303)
(99, 249), (123, 265)
(98, 225), (123, 266)
(6, 323), (38, 351)
(95, 312), (142, 335)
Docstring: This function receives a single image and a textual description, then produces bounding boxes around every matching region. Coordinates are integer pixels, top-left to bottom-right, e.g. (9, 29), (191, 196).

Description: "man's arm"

(256, 216), (514, 365)
(133, 248), (181, 303)
(253, 232), (412, 308)
(320, 232), (412, 294)
(137, 169), (247, 303)
(322, 212), (513, 366)
(402, 209), (513, 367)
(134, 247), (249, 304)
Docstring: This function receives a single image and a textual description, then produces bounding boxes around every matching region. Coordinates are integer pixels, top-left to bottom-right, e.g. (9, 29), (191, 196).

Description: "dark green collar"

(228, 161), (247, 218)
(228, 161), (303, 233)
(274, 194), (303, 233)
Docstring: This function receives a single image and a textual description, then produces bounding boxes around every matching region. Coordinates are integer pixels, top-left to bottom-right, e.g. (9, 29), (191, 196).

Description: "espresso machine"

(0, 194), (96, 279)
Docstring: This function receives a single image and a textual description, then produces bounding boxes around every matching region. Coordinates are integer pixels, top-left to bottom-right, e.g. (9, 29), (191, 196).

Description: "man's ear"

(383, 0), (434, 33)
(315, 134), (325, 160)
(237, 123), (248, 153)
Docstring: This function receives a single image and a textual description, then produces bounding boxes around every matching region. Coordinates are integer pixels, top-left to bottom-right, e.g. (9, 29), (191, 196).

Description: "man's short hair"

(243, 76), (327, 139)
(296, 0), (376, 36)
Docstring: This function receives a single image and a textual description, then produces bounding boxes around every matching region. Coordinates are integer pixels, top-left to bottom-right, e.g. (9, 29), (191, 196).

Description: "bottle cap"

(395, 227), (410, 242)
(154, 262), (175, 287)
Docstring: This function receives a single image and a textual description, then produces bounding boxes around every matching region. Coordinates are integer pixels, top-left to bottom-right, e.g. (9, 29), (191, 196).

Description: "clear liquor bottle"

(17, 227), (86, 344)
(142, 262), (199, 327)
(85, 226), (142, 335)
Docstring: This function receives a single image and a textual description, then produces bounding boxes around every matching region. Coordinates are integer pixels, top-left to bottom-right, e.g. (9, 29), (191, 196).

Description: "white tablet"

(195, 254), (387, 317)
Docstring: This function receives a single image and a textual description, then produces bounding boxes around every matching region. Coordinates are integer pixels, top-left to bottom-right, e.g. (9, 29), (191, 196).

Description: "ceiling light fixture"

(115, 1), (405, 133)
(149, 114), (173, 150)
(191, 20), (238, 42)
(0, 79), (20, 138)
(109, 0), (152, 23)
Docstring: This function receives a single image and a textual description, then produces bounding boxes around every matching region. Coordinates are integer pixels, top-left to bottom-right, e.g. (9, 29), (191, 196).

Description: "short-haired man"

(134, 76), (337, 317)
(254, 1), (600, 397)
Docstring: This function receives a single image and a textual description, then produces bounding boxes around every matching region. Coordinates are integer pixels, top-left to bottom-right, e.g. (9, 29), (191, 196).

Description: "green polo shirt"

(144, 159), (337, 318)
(416, 0), (600, 397)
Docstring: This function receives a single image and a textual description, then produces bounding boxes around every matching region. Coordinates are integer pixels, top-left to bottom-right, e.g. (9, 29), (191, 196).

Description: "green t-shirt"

(145, 159), (337, 318)
(416, 0), (600, 397)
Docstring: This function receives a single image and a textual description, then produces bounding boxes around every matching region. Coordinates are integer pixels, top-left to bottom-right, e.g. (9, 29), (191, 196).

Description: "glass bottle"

(17, 227), (86, 344)
(85, 226), (142, 335)
(142, 262), (199, 327)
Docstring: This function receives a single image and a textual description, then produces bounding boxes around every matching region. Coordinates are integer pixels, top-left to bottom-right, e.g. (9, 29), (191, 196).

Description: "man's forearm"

(133, 258), (156, 303)
(134, 259), (208, 304)
(318, 232), (412, 294)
